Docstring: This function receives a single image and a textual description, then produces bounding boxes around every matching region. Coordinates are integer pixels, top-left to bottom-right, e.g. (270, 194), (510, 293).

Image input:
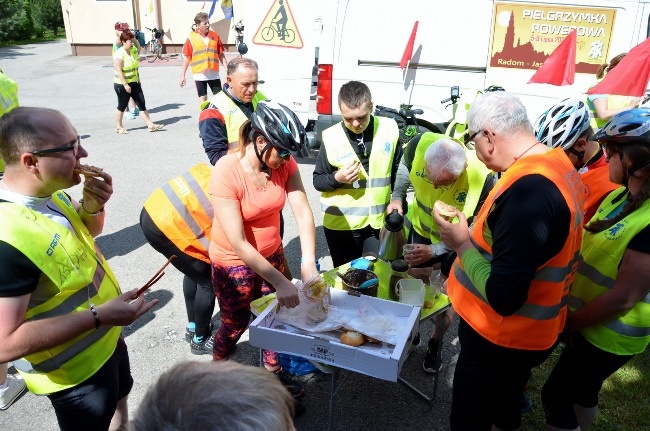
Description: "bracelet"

(79, 199), (105, 216)
(89, 304), (101, 329)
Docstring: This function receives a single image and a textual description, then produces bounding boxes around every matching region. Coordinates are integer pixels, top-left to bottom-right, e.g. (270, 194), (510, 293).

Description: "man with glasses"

(180, 12), (227, 103)
(387, 132), (495, 374)
(535, 97), (618, 221)
(313, 81), (402, 267)
(0, 107), (159, 431)
(433, 92), (585, 431)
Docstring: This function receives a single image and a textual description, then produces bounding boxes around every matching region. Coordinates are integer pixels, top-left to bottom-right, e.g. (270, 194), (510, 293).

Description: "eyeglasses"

(30, 137), (80, 157)
(464, 129), (482, 147)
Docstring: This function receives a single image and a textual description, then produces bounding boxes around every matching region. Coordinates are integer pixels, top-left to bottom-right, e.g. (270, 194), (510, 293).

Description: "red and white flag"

(528, 29), (576, 86)
(400, 21), (419, 70)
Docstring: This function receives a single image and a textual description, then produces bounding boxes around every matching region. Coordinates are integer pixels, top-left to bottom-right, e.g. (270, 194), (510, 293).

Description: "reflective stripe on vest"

(320, 117), (398, 230)
(144, 163), (214, 264)
(407, 133), (491, 242)
(207, 90), (267, 150)
(113, 47), (139, 84)
(0, 193), (121, 394)
(448, 148), (585, 350)
(189, 31), (221, 74)
(569, 190), (650, 355)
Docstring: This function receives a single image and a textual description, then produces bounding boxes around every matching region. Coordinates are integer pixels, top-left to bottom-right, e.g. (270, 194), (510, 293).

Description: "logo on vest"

(604, 220), (628, 240)
(171, 177), (191, 199)
(454, 189), (468, 206)
(56, 191), (72, 207)
(47, 233), (61, 256)
(415, 169), (433, 185)
(383, 141), (391, 155)
(335, 150), (355, 163)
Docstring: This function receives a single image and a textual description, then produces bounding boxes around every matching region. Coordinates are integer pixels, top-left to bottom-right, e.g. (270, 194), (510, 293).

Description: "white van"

(241, 0), (650, 148)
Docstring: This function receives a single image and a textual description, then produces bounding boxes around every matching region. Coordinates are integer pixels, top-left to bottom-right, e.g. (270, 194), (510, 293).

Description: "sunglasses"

(31, 137), (80, 156)
(464, 129), (482, 146)
(275, 147), (291, 158)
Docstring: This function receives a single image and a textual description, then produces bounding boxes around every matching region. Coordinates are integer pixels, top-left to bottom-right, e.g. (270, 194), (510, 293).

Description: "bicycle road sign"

(253, 0), (303, 48)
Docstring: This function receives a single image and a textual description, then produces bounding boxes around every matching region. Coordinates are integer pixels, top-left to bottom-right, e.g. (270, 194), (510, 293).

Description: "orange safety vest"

(189, 30), (221, 75)
(581, 164), (617, 222)
(448, 148), (585, 350)
(143, 163), (213, 263)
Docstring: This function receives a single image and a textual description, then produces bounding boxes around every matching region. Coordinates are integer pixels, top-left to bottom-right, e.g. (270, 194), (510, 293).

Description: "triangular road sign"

(253, 0), (303, 48)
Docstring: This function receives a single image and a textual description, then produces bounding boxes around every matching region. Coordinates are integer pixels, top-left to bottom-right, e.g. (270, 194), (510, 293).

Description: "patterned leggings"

(211, 245), (285, 367)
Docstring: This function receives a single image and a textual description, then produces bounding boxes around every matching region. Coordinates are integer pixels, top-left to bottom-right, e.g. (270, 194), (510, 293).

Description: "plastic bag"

(278, 353), (318, 376)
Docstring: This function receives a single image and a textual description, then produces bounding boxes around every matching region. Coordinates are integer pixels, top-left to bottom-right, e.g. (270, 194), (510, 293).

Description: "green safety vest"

(320, 117), (398, 230)
(586, 80), (635, 129)
(206, 90), (267, 150)
(114, 47), (140, 84)
(0, 72), (19, 174)
(0, 192), (122, 395)
(568, 189), (650, 355)
(406, 133), (491, 242)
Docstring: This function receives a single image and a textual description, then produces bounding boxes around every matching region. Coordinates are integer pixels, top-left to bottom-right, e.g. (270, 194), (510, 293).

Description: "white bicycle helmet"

(534, 98), (590, 150)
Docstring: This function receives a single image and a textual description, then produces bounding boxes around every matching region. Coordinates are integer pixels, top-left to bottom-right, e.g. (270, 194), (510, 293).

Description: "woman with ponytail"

(542, 108), (650, 431)
(208, 101), (317, 404)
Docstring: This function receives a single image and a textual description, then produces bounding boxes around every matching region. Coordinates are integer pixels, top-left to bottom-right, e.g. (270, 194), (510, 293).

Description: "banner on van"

(490, 2), (616, 74)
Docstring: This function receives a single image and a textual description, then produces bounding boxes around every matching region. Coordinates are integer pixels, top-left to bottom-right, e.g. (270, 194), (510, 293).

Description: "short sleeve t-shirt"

(209, 153), (298, 266)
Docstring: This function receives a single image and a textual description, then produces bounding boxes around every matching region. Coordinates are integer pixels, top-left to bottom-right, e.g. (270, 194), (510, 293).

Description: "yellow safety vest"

(206, 90), (266, 150)
(143, 163), (213, 264)
(114, 47), (140, 84)
(586, 80), (634, 129)
(320, 117), (399, 230)
(0, 192), (122, 395)
(0, 71), (19, 174)
(189, 30), (221, 74)
(406, 133), (492, 242)
(569, 189), (650, 355)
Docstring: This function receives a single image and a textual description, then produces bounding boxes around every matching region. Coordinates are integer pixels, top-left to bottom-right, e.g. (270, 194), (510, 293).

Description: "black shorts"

(48, 337), (133, 431)
(195, 79), (222, 98)
(114, 82), (147, 112)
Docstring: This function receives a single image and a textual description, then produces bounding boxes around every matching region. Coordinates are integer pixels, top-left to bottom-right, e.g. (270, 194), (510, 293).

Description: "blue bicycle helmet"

(592, 108), (650, 144)
(535, 98), (590, 150)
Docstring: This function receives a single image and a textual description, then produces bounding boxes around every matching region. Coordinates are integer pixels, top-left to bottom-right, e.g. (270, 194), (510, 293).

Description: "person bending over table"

(387, 133), (494, 375)
(209, 101), (317, 401)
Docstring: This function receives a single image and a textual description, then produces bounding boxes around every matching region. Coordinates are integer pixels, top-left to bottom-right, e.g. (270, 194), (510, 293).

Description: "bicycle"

(374, 104), (437, 147)
(261, 20), (295, 43)
(441, 85), (506, 144)
(144, 27), (164, 63)
(233, 20), (248, 55)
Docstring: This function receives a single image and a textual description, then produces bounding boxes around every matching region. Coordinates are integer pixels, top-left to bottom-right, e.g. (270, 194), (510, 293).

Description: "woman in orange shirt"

(209, 101), (317, 397)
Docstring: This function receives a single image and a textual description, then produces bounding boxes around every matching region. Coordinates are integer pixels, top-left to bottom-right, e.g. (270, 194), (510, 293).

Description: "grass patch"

(522, 344), (650, 430)
(0, 30), (65, 47)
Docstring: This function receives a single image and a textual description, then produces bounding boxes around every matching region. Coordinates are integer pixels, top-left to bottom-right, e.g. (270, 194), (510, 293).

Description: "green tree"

(16, 0), (35, 41)
(0, 0), (24, 42)
(31, 0), (64, 35)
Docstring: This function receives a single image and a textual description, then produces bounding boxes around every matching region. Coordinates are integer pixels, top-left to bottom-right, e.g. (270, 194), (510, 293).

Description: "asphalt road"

(0, 40), (459, 431)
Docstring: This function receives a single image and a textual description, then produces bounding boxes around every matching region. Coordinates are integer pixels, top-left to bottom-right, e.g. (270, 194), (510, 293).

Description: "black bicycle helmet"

(534, 98), (590, 150)
(592, 108), (650, 144)
(251, 101), (306, 168)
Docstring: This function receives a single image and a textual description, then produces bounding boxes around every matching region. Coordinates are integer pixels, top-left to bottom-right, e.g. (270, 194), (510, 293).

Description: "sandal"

(148, 124), (164, 132)
(116, 127), (129, 134)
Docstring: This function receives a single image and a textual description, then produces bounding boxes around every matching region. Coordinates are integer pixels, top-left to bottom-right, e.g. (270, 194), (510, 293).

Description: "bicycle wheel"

(261, 26), (274, 42)
(283, 29), (296, 44)
(145, 41), (157, 63)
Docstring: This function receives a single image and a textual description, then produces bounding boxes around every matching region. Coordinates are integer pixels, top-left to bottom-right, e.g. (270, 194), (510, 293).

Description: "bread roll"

(340, 331), (365, 347)
(434, 200), (457, 219)
(74, 164), (103, 178)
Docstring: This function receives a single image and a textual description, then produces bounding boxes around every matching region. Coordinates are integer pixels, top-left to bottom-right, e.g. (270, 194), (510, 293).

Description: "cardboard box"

(249, 289), (420, 382)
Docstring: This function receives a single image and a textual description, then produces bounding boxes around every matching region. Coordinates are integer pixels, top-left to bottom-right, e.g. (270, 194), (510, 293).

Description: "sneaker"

(190, 333), (214, 355)
(422, 338), (442, 374)
(0, 375), (27, 410)
(275, 368), (305, 398)
(132, 107), (140, 117)
(185, 328), (195, 343)
(520, 391), (534, 414)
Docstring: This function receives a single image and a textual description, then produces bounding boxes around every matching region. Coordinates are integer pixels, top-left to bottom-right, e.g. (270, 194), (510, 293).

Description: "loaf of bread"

(340, 331), (365, 347)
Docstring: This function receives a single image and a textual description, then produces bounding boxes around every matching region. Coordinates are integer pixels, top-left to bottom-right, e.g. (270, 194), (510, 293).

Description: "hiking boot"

(275, 368), (305, 398)
(0, 375), (27, 410)
(422, 338), (442, 374)
(190, 333), (214, 355)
